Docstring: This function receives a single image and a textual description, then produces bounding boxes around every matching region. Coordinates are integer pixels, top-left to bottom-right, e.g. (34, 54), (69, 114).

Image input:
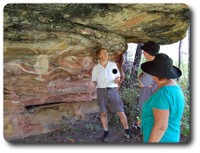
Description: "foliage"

(119, 87), (140, 124)
(179, 62), (190, 142)
(85, 123), (100, 131)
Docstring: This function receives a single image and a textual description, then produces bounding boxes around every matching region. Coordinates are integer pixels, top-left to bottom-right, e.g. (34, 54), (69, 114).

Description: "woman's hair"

(157, 77), (169, 81)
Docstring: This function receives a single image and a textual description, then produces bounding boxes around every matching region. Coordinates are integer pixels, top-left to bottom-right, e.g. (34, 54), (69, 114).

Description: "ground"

(10, 113), (143, 144)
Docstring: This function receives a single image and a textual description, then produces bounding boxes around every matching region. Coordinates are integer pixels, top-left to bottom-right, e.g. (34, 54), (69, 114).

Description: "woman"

(140, 53), (185, 143)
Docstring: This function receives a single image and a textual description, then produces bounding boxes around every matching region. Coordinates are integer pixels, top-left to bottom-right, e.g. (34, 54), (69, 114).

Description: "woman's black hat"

(141, 53), (182, 79)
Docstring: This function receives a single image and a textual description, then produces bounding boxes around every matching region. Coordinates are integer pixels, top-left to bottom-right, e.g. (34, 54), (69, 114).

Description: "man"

(92, 48), (131, 142)
(138, 41), (160, 111)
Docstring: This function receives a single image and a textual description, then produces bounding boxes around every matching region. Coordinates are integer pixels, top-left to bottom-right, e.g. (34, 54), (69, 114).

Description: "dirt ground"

(9, 113), (143, 144)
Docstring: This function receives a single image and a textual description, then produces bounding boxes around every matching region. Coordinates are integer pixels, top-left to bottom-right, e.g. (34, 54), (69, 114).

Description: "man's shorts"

(97, 88), (124, 113)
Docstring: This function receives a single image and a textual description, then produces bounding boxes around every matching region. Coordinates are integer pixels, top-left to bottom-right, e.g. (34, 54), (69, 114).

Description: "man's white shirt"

(92, 61), (120, 88)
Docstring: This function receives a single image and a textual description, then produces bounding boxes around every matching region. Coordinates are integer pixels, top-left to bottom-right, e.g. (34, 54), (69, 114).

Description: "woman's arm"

(148, 108), (169, 143)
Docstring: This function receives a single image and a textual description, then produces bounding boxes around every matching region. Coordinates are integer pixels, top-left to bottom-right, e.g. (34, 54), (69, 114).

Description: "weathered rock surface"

(3, 3), (190, 141)
(4, 3), (190, 44)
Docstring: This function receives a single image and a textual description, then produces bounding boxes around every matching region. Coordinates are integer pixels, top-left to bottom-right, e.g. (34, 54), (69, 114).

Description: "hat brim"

(140, 45), (146, 51)
(141, 62), (182, 79)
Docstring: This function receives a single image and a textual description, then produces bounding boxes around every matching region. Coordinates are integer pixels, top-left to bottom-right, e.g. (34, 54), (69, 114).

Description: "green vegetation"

(85, 123), (100, 131)
(120, 87), (140, 122)
(179, 62), (190, 142)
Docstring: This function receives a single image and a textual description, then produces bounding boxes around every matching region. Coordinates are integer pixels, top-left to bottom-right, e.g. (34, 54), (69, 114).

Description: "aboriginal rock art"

(6, 41), (73, 81)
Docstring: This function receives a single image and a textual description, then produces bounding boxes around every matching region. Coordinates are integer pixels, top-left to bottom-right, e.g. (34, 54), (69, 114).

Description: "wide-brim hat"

(140, 41), (160, 56)
(141, 53), (182, 79)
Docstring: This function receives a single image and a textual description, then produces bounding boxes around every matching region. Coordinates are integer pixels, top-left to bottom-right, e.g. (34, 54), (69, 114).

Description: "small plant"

(109, 113), (120, 127)
(85, 123), (99, 131)
(75, 127), (81, 132)
(119, 87), (140, 124)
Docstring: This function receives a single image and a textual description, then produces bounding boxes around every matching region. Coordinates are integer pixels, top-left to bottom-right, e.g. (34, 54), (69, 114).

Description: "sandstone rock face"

(3, 4), (190, 140)
(4, 4), (190, 44)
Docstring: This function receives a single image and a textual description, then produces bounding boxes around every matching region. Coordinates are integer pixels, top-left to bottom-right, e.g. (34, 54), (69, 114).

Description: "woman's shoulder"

(160, 85), (180, 90)
(152, 85), (183, 109)
(156, 85), (181, 96)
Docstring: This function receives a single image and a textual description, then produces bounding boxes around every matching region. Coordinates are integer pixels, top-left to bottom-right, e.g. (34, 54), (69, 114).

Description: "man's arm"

(91, 66), (97, 82)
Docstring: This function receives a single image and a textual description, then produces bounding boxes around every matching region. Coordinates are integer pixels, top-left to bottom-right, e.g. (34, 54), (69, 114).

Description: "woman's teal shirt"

(141, 85), (185, 143)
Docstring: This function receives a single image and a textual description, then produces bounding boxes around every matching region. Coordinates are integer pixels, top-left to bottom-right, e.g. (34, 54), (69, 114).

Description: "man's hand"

(114, 77), (121, 84)
(91, 81), (97, 87)
(139, 81), (144, 88)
